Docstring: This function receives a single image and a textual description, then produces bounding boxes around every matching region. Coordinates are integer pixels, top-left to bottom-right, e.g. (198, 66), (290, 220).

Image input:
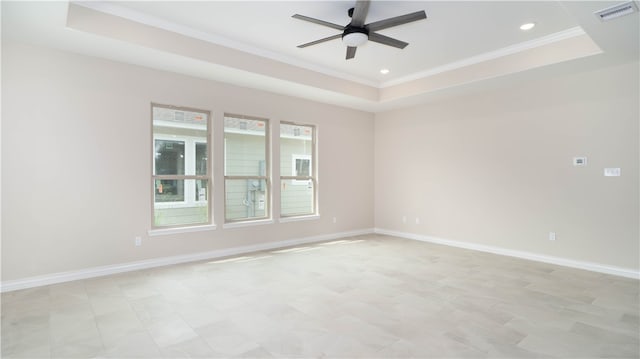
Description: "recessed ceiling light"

(520, 22), (536, 31)
(380, 68), (390, 75)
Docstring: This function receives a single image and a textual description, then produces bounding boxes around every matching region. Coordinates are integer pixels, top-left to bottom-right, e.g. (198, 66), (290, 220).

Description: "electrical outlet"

(332, 217), (337, 224)
(415, 217), (420, 224)
(549, 232), (556, 241)
(402, 216), (407, 224)
(135, 236), (142, 246)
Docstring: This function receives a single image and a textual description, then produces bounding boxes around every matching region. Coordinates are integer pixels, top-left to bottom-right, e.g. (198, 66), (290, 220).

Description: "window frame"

(151, 103), (212, 230)
(223, 113), (271, 224)
(280, 121), (317, 218)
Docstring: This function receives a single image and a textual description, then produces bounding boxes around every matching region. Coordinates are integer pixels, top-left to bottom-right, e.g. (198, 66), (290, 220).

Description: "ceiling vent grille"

(594, 1), (638, 21)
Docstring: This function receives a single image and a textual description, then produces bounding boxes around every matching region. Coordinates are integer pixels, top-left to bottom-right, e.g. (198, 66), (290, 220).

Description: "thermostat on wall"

(573, 157), (587, 166)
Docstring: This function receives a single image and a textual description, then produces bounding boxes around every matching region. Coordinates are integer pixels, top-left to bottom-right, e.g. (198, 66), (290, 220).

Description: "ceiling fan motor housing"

(343, 24), (369, 37)
(342, 25), (369, 46)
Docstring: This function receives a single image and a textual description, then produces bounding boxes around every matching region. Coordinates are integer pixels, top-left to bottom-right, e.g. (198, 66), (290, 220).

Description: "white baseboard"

(374, 228), (639, 280)
(0, 228), (375, 292)
(4, 227), (635, 292)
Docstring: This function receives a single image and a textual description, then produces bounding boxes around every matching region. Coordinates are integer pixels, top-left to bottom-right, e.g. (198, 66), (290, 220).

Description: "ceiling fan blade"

(366, 11), (426, 32)
(346, 46), (357, 59)
(350, 0), (370, 27)
(368, 32), (409, 49)
(297, 34), (342, 48)
(292, 14), (344, 31)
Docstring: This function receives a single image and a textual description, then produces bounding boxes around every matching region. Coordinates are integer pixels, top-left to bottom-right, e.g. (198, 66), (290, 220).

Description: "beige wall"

(1, 42), (375, 281)
(2, 40), (638, 283)
(375, 61), (639, 270)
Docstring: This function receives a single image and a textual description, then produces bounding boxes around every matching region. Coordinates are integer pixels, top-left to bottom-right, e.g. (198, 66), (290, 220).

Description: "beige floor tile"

(1, 235), (637, 358)
(130, 294), (177, 325)
(145, 314), (199, 348)
(255, 327), (332, 357)
(378, 336), (488, 358)
(89, 295), (132, 317)
(119, 282), (160, 301)
(159, 336), (222, 358)
(233, 346), (275, 358)
(51, 335), (104, 359)
(320, 334), (383, 358)
(95, 308), (144, 347)
(100, 330), (161, 358)
(196, 320), (261, 356)
(1, 287), (50, 306)
(50, 316), (101, 348)
(1, 294), (51, 317)
(1, 344), (51, 359)
(173, 300), (227, 330)
(1, 325), (50, 357)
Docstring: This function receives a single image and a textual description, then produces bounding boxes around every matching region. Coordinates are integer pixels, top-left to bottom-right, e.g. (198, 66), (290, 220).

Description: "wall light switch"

(604, 168), (621, 177)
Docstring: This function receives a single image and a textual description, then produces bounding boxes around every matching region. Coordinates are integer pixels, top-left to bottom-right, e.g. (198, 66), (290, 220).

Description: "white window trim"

(148, 224), (217, 237)
(279, 122), (317, 219)
(278, 214), (320, 223)
(222, 219), (274, 229)
(151, 103), (212, 230)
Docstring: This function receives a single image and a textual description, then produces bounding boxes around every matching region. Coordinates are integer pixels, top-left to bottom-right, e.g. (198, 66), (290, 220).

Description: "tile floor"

(1, 234), (638, 358)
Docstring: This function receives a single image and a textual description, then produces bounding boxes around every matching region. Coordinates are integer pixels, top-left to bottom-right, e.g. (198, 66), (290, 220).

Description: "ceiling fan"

(292, 0), (427, 60)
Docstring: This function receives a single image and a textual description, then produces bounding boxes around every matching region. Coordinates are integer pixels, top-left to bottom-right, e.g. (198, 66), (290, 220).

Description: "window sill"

(279, 215), (320, 223)
(148, 224), (217, 237)
(223, 219), (274, 229)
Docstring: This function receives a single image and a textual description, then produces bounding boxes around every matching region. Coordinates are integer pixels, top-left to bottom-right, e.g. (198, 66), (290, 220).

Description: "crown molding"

(380, 26), (587, 88)
(72, 1), (380, 87)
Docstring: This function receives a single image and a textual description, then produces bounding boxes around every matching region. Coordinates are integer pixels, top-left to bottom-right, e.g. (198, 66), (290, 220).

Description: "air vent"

(594, 1), (638, 21)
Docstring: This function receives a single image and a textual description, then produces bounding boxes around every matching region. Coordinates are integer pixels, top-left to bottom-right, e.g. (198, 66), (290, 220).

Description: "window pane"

(195, 143), (207, 175)
(155, 140), (185, 175)
(154, 179), (209, 227)
(225, 179), (267, 221)
(280, 123), (313, 175)
(281, 179), (314, 216)
(224, 117), (267, 176)
(152, 105), (210, 228)
(296, 158), (310, 177)
(195, 179), (208, 201)
(155, 179), (184, 202)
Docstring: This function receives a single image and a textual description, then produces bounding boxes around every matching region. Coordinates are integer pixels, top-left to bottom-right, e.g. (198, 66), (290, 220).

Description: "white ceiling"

(2, 1), (639, 112)
(113, 1), (578, 84)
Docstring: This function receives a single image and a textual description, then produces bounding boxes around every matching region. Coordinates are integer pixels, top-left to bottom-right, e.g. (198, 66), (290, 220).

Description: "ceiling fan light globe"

(342, 32), (368, 47)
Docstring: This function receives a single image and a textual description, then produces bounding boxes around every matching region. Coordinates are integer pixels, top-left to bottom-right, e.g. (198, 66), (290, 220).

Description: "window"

(224, 115), (270, 222)
(152, 104), (211, 228)
(280, 123), (316, 217)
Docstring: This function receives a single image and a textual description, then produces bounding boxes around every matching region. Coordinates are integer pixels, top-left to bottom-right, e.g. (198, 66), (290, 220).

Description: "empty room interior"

(1, 1), (639, 358)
